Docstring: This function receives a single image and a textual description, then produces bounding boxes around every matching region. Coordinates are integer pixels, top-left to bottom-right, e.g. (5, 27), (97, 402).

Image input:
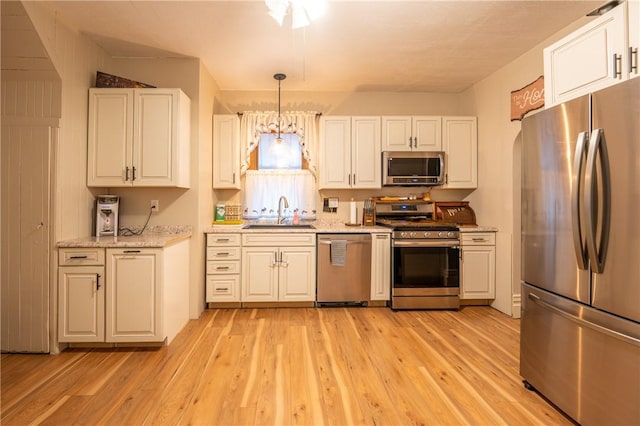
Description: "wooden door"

(1, 125), (52, 352)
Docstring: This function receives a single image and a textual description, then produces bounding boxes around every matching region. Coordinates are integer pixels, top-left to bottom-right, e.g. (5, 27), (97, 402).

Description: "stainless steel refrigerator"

(521, 77), (640, 425)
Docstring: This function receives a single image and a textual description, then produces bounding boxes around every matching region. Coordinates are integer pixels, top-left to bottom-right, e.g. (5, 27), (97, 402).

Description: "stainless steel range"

(376, 201), (460, 310)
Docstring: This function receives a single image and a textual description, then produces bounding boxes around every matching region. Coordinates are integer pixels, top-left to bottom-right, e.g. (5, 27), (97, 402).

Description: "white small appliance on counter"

(95, 195), (119, 236)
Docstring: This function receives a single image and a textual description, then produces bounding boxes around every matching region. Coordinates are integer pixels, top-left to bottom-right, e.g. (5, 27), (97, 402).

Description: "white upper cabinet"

(630, 0), (639, 79)
(319, 116), (381, 189)
(382, 116), (442, 151)
(87, 88), (191, 188)
(544, 3), (634, 107)
(442, 116), (477, 189)
(213, 114), (241, 189)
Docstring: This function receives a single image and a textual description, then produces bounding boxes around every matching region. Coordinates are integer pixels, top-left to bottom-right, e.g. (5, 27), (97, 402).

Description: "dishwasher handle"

(318, 239), (367, 246)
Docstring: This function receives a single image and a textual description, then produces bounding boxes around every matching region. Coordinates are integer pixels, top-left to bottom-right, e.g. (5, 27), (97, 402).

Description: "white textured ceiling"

(38, 0), (601, 92)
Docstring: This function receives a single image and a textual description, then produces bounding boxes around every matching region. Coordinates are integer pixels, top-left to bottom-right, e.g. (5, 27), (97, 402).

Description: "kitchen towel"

(330, 240), (347, 266)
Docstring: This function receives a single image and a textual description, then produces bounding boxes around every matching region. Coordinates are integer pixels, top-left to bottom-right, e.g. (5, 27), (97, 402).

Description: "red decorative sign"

(510, 76), (544, 121)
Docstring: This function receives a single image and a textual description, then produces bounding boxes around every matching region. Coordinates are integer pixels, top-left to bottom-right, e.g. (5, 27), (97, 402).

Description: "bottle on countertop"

(293, 209), (300, 225)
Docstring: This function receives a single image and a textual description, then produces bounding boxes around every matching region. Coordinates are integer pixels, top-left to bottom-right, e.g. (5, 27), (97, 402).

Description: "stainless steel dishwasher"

(316, 234), (371, 306)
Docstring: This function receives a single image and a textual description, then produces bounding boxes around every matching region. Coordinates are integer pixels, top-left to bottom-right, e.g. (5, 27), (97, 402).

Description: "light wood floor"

(1, 306), (571, 425)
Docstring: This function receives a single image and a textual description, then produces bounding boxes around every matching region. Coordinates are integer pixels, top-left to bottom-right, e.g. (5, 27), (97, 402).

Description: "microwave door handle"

(571, 131), (589, 270)
(584, 128), (611, 274)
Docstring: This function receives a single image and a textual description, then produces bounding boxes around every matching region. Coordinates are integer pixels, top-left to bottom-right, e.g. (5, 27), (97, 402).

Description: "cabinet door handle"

(123, 250), (141, 254)
(96, 273), (102, 290)
(132, 166), (137, 181)
(69, 255), (88, 259)
(348, 174), (351, 185)
(125, 166), (130, 181)
(408, 137), (412, 147)
(233, 173), (236, 184)
(273, 251), (278, 267)
(613, 53), (622, 79)
(352, 174), (356, 184)
(631, 47), (638, 74)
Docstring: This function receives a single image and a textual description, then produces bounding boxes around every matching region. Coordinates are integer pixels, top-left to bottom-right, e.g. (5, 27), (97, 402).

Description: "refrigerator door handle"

(571, 131), (589, 270)
(528, 292), (640, 347)
(584, 128), (611, 274)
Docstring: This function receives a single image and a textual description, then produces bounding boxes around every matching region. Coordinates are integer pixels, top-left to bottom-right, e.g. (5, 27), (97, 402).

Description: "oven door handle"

(393, 240), (459, 248)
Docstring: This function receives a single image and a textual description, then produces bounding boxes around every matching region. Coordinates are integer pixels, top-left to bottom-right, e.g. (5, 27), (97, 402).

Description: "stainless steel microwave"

(382, 151), (445, 186)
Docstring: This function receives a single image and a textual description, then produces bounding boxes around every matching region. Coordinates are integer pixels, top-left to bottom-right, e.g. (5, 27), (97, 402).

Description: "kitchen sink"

(242, 223), (315, 229)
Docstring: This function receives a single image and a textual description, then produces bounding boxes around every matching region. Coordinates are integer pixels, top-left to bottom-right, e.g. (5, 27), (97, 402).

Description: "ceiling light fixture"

(265, 0), (327, 29)
(274, 73), (286, 144)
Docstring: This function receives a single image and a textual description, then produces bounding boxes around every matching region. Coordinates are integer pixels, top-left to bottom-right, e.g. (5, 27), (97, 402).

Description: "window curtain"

(243, 170), (316, 220)
(239, 111), (319, 179)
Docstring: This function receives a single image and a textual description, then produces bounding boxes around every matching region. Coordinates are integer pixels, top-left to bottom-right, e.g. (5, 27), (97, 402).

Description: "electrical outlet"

(150, 200), (159, 212)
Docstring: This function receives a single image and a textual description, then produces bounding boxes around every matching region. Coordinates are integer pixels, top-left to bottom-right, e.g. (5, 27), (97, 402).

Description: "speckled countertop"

(205, 220), (498, 234)
(458, 226), (498, 232)
(57, 225), (192, 248)
(205, 219), (391, 234)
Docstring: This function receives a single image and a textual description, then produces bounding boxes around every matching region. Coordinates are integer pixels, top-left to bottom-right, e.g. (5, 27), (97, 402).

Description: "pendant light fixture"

(274, 73), (286, 144)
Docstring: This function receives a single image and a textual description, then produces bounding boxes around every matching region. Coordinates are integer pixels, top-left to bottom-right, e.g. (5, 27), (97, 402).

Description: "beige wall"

(462, 16), (594, 317)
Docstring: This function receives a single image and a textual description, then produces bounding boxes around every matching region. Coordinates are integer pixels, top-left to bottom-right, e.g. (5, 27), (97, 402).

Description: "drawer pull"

(216, 238), (230, 243)
(69, 255), (88, 259)
(216, 266), (230, 271)
(472, 238), (487, 242)
(216, 252), (230, 256)
(124, 250), (141, 254)
(215, 287), (229, 292)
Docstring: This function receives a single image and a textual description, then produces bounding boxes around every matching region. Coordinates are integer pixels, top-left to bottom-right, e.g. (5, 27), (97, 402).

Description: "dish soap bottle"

(293, 209), (300, 225)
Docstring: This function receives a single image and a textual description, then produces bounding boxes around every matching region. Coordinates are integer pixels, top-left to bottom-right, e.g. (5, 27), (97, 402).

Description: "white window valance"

(239, 111), (319, 178)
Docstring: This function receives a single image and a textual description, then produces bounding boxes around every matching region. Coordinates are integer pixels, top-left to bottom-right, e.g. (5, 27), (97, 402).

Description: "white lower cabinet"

(106, 248), (161, 342)
(460, 232), (496, 300)
(241, 233), (316, 302)
(370, 233), (391, 301)
(58, 241), (189, 344)
(58, 265), (105, 342)
(206, 233), (241, 303)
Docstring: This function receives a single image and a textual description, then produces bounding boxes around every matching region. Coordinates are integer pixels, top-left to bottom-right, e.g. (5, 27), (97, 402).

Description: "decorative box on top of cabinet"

(206, 233), (242, 306)
(87, 88), (191, 188)
(381, 116), (442, 151)
(544, 1), (639, 107)
(319, 116), (382, 189)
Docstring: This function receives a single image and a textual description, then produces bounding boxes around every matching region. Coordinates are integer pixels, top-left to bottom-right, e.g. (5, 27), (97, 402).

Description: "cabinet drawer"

(206, 275), (240, 302)
(207, 233), (241, 247)
(206, 246), (240, 261)
(461, 233), (496, 246)
(206, 260), (241, 275)
(59, 248), (105, 266)
(242, 233), (315, 247)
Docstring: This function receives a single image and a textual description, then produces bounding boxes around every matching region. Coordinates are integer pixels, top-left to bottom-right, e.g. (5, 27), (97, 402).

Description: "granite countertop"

(205, 219), (391, 234)
(57, 225), (192, 248)
(458, 225), (499, 232)
(205, 220), (497, 234)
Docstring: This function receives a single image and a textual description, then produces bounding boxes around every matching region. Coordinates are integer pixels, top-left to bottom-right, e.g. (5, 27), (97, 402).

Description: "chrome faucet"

(277, 196), (289, 224)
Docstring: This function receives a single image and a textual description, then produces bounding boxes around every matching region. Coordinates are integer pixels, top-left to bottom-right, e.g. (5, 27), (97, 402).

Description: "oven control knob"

(400, 232), (408, 238)
(409, 232), (416, 238)
(438, 232), (444, 237)
(423, 231), (431, 238)
(447, 231), (455, 238)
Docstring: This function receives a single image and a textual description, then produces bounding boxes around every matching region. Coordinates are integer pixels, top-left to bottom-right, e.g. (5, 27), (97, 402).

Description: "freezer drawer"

(521, 283), (640, 425)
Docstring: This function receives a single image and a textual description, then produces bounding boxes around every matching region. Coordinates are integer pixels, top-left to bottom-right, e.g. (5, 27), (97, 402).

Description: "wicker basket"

(225, 204), (243, 222)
